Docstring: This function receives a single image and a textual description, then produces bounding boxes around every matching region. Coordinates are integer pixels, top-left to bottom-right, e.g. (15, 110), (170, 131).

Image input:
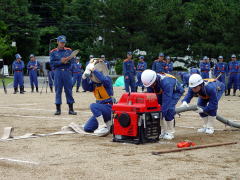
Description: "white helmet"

(141, 69), (157, 87)
(189, 74), (203, 88)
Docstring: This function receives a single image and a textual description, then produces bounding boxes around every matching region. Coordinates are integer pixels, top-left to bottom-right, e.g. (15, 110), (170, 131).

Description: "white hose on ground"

(176, 105), (240, 129)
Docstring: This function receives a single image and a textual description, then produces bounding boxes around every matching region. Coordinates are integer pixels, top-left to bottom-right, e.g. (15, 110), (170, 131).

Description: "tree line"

(0, 0), (240, 66)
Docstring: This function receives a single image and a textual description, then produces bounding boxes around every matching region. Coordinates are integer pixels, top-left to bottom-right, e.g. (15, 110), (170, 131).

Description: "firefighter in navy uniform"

(227, 54), (239, 96)
(82, 59), (113, 137)
(136, 56), (147, 92)
(164, 56), (173, 74)
(141, 70), (184, 140)
(180, 74), (225, 134)
(152, 52), (166, 74)
(123, 51), (136, 92)
(71, 56), (83, 92)
(12, 54), (25, 94)
(200, 56), (211, 79)
(50, 35), (77, 115)
(214, 56), (228, 95)
(27, 54), (40, 92)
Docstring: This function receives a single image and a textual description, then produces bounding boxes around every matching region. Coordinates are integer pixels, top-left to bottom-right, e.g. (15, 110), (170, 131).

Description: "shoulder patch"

(50, 48), (58, 53)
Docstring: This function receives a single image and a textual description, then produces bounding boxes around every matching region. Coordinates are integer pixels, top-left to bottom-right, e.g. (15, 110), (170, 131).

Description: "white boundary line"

(0, 114), (74, 120)
(0, 157), (39, 165)
(0, 106), (92, 114)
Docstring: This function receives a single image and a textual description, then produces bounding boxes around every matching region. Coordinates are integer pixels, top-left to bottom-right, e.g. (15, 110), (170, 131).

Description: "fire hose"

(176, 105), (240, 129)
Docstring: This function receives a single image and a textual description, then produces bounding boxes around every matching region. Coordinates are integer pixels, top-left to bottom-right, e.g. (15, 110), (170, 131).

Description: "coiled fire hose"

(175, 105), (240, 129)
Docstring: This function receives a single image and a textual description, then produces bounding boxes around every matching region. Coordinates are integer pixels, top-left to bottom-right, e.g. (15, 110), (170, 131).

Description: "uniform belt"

(73, 72), (81, 74)
(104, 102), (113, 105)
(137, 70), (143, 72)
(15, 70), (22, 72)
(57, 69), (70, 71)
(201, 70), (209, 72)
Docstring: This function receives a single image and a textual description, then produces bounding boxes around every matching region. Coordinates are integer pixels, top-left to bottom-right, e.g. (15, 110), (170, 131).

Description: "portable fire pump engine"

(112, 93), (161, 144)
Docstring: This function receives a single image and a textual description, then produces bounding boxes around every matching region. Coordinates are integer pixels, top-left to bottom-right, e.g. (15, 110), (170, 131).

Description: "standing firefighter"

(136, 56), (147, 92)
(200, 56), (211, 79)
(12, 54), (25, 94)
(123, 51), (136, 92)
(152, 52), (166, 74)
(164, 56), (173, 74)
(214, 56), (228, 95)
(50, 35), (77, 115)
(27, 54), (40, 93)
(227, 54), (239, 96)
(180, 74), (225, 134)
(82, 59), (113, 136)
(71, 56), (83, 92)
(141, 70), (184, 140)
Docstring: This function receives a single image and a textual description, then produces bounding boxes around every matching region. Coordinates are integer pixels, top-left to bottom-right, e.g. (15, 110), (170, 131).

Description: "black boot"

(76, 87), (79, 93)
(233, 89), (236, 96)
(225, 90), (227, 96)
(36, 87), (39, 93)
(20, 86), (24, 94)
(13, 88), (17, 94)
(54, 104), (61, 115)
(31, 86), (34, 93)
(68, 104), (77, 115)
(50, 86), (53, 93)
(142, 87), (144, 92)
(136, 86), (138, 92)
(226, 89), (230, 96)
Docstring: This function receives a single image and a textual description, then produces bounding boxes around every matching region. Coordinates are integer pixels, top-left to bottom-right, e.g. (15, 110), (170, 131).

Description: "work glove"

(180, 101), (189, 108)
(196, 107), (204, 113)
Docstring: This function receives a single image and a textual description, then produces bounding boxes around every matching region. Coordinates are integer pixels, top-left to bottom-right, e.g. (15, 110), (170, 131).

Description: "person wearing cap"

(123, 51), (136, 92)
(136, 56), (147, 92)
(50, 35), (77, 115)
(141, 70), (184, 140)
(12, 54), (25, 94)
(152, 52), (166, 74)
(71, 56), (83, 92)
(180, 74), (225, 134)
(214, 56), (228, 95)
(27, 54), (40, 93)
(226, 54), (239, 96)
(86, 55), (94, 67)
(190, 67), (200, 75)
(200, 56), (211, 79)
(100, 55), (110, 70)
(164, 56), (173, 74)
(81, 59), (113, 136)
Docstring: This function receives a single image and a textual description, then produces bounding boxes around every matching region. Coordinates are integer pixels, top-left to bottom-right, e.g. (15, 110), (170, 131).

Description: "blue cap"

(15, 53), (22, 59)
(203, 56), (208, 60)
(166, 56), (170, 60)
(57, 35), (67, 43)
(218, 56), (223, 59)
(139, 56), (144, 59)
(29, 54), (35, 58)
(159, 52), (164, 57)
(127, 51), (132, 55)
(231, 54), (236, 58)
(101, 55), (105, 58)
(76, 56), (80, 60)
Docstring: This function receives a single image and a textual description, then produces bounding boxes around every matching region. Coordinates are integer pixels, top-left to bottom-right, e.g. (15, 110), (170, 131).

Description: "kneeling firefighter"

(141, 70), (184, 140)
(180, 74), (225, 134)
(82, 58), (113, 136)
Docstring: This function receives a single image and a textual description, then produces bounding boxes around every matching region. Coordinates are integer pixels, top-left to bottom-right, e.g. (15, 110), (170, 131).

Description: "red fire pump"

(112, 93), (161, 144)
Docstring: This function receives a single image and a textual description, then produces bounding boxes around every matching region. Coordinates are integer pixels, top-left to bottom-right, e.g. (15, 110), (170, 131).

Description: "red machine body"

(112, 93), (161, 144)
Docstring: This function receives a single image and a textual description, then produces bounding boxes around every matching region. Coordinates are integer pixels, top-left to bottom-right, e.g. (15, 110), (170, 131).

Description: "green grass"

(0, 77), (13, 87)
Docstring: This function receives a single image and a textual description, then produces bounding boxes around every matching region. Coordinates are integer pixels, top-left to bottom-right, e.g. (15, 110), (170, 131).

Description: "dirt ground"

(0, 86), (239, 180)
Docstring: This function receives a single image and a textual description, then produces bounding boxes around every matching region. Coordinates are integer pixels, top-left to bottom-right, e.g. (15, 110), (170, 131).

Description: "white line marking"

(0, 114), (74, 120)
(0, 106), (92, 114)
(0, 158), (39, 165)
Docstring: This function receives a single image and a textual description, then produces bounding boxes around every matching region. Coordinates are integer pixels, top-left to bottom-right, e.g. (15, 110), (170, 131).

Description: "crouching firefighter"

(82, 58), (113, 137)
(141, 70), (184, 140)
(180, 74), (225, 134)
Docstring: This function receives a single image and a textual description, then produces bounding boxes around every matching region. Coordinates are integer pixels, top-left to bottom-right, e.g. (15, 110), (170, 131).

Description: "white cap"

(189, 74), (203, 88)
(141, 69), (157, 87)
